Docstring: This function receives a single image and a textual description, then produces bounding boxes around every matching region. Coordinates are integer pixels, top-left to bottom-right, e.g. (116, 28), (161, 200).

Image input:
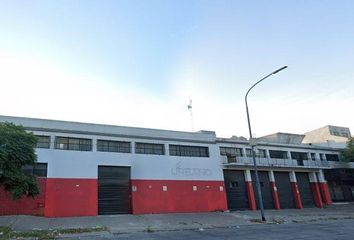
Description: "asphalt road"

(67, 219), (354, 240)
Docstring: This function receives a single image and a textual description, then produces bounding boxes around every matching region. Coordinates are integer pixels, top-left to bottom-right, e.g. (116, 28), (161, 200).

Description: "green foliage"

(0, 226), (107, 240)
(341, 137), (354, 163)
(0, 122), (39, 199)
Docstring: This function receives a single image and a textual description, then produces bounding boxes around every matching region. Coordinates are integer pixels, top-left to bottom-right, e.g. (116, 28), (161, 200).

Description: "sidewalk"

(1, 203), (354, 234)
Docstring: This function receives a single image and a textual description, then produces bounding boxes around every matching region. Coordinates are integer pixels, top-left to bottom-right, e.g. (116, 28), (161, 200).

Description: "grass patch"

(0, 226), (107, 240)
(271, 218), (285, 224)
(178, 222), (188, 225)
(0, 227), (12, 240)
(58, 226), (107, 235)
(249, 218), (266, 224)
(144, 226), (154, 233)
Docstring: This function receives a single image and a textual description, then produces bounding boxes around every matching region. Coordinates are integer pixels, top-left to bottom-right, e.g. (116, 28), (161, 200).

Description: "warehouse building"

(218, 135), (339, 211)
(0, 116), (351, 217)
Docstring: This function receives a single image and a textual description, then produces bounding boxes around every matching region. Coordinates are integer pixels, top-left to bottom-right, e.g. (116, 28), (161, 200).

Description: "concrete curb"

(1, 203), (354, 237)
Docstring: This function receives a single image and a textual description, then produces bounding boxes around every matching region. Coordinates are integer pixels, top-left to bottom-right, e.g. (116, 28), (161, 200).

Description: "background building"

(303, 125), (352, 148)
(301, 125), (354, 202)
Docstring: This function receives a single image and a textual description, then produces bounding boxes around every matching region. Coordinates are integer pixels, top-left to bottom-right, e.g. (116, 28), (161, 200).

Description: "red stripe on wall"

(0, 178), (46, 216)
(131, 179), (227, 214)
(270, 181), (281, 210)
(290, 182), (303, 209)
(310, 182), (323, 208)
(245, 181), (257, 210)
(44, 178), (97, 217)
(319, 182), (332, 205)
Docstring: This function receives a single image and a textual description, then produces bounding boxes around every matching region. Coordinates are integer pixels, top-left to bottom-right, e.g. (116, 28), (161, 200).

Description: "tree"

(341, 137), (354, 163)
(0, 122), (39, 199)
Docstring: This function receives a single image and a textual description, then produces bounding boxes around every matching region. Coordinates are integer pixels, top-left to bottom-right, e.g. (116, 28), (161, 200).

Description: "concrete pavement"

(99, 219), (354, 240)
(0, 202), (353, 235)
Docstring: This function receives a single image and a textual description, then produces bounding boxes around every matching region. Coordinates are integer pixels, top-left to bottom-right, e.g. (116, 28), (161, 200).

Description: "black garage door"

(251, 171), (274, 209)
(274, 171), (295, 209)
(296, 172), (315, 207)
(328, 184), (354, 202)
(342, 185), (354, 202)
(224, 170), (249, 210)
(328, 183), (345, 202)
(98, 166), (131, 215)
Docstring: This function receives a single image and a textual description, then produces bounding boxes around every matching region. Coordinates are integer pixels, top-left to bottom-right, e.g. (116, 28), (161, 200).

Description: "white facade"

(1, 115), (351, 217)
(1, 115), (348, 177)
(0, 115), (224, 181)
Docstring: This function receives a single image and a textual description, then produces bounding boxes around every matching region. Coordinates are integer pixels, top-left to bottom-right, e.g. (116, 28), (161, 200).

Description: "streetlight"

(245, 66), (288, 221)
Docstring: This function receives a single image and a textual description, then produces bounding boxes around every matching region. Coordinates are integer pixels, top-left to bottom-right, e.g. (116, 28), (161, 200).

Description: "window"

(219, 147), (243, 157)
(310, 153), (316, 161)
(170, 145), (209, 157)
(257, 149), (267, 158)
(325, 154), (339, 161)
(229, 181), (238, 188)
(55, 137), (92, 151)
(320, 153), (325, 161)
(246, 148), (267, 158)
(135, 142), (164, 155)
(269, 150), (288, 159)
(342, 133), (349, 137)
(22, 163), (48, 177)
(35, 135), (50, 149)
(290, 152), (309, 160)
(245, 148), (252, 157)
(97, 140), (131, 153)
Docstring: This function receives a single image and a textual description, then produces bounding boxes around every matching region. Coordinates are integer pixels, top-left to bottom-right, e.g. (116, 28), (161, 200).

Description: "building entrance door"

(98, 166), (131, 214)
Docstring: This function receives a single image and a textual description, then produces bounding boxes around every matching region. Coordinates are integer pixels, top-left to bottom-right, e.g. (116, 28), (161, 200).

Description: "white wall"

(35, 131), (224, 181)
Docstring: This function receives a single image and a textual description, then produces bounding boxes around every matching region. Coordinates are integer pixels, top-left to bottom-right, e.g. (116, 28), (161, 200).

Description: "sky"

(0, 0), (353, 138)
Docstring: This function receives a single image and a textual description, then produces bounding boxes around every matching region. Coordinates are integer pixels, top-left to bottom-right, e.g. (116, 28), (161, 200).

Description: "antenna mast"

(187, 98), (194, 131)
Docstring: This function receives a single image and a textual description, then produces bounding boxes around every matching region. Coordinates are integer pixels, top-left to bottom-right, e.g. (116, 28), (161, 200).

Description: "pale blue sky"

(0, 0), (353, 137)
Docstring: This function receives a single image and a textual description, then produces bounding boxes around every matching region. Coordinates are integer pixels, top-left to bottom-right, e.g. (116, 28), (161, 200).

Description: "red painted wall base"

(245, 181), (257, 210)
(310, 183), (323, 208)
(291, 182), (303, 209)
(270, 182), (281, 210)
(131, 180), (227, 214)
(0, 178), (46, 216)
(44, 178), (98, 217)
(319, 182), (332, 205)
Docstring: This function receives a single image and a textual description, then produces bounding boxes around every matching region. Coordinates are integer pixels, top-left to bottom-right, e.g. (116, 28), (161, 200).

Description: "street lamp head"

(272, 66), (288, 75)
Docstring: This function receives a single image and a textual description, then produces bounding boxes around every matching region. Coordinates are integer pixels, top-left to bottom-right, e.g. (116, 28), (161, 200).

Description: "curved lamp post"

(245, 66), (288, 221)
